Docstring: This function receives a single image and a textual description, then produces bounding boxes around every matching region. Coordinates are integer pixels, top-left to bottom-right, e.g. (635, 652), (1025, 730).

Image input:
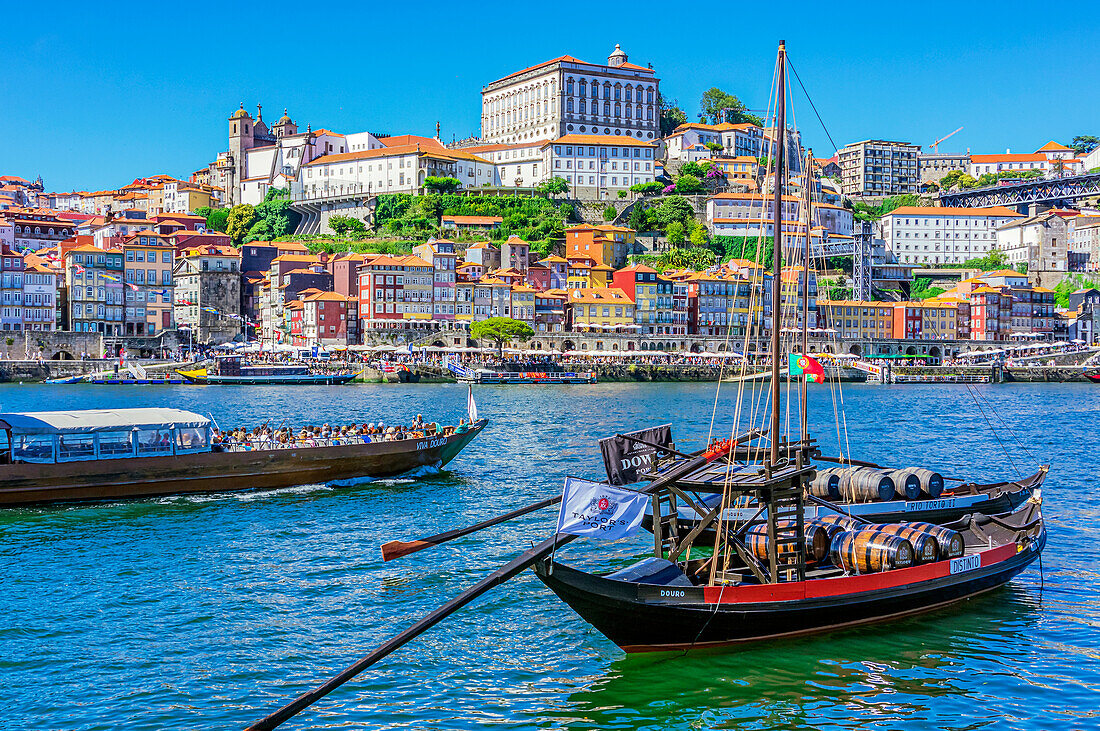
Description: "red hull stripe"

(702, 543), (1017, 603)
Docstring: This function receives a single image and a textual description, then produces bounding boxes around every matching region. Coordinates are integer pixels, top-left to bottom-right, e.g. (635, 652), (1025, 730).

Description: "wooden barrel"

(911, 468), (945, 498)
(745, 521), (830, 564)
(829, 529), (914, 573)
(813, 514), (861, 532)
(809, 467), (843, 499)
(888, 469), (924, 500)
(838, 468), (895, 503)
(864, 523), (940, 564)
(889, 520), (963, 558)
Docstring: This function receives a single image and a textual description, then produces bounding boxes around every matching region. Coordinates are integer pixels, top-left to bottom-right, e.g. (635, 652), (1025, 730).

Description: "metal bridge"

(937, 172), (1100, 210)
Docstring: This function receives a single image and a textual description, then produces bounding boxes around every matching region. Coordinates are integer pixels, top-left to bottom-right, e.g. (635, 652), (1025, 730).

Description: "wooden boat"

(44, 375), (85, 384)
(535, 499), (1044, 652)
(178, 356), (359, 385)
(0, 407), (485, 506)
(88, 377), (185, 385)
(1086, 373), (1100, 383)
(527, 41), (1049, 653)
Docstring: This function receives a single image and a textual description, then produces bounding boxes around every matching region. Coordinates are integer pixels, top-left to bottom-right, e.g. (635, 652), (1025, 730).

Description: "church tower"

(228, 103), (254, 205)
(272, 108), (298, 139)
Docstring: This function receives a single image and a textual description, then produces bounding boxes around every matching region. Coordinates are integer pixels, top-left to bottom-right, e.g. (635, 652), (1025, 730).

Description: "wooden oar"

(245, 531), (576, 731)
(247, 436), (746, 730)
(381, 494), (563, 561)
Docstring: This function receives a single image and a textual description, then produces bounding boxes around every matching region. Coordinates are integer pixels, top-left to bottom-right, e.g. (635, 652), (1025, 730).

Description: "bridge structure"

(289, 185), (377, 235)
(937, 172), (1100, 211)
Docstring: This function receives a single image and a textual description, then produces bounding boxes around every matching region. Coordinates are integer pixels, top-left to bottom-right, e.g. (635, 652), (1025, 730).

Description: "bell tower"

(227, 103), (254, 204)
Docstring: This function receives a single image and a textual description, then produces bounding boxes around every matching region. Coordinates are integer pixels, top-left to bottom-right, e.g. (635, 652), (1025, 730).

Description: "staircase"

(651, 490), (680, 558)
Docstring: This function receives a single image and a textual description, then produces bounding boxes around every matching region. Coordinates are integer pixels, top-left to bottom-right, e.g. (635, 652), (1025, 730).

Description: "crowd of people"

(211, 414), (474, 451)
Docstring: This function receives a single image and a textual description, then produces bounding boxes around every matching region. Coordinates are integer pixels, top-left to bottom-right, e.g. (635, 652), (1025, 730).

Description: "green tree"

(666, 221), (685, 246)
(537, 176), (569, 196)
(658, 93), (688, 137)
(675, 174), (704, 194)
(603, 205), (617, 221)
(204, 207), (229, 233)
(617, 190), (628, 199)
(329, 215), (367, 236)
(652, 196), (695, 229)
(910, 277), (946, 300)
(423, 176), (461, 192)
(629, 181), (663, 195)
(1068, 135), (1099, 155)
(470, 317), (534, 356)
(689, 223), (708, 248)
(628, 202), (648, 232)
(225, 204), (257, 243)
(699, 87), (762, 125)
(680, 161), (705, 178)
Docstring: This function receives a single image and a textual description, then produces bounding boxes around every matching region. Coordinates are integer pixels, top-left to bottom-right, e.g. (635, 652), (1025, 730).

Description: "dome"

(276, 108), (293, 125)
(608, 44), (628, 66)
(229, 103), (251, 120)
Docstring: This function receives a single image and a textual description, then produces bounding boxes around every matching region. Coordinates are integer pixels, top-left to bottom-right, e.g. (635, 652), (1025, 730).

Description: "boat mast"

(768, 41), (786, 467)
(800, 148), (813, 444)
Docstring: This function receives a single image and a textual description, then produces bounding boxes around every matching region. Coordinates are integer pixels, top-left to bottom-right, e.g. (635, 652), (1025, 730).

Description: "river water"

(0, 382), (1096, 730)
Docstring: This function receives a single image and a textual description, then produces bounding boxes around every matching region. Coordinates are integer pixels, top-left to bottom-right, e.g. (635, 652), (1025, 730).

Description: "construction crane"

(930, 127), (963, 153)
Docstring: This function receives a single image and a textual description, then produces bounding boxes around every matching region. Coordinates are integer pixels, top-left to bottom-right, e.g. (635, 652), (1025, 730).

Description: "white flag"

(555, 477), (649, 540)
(467, 384), (478, 423)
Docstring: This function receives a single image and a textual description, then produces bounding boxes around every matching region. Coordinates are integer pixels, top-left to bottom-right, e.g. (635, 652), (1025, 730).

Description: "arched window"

(591, 84), (597, 98)
(579, 80), (586, 96)
(625, 105), (632, 119)
(603, 83), (611, 99)
(636, 103), (642, 118)
(615, 103), (621, 116)
(566, 98), (574, 113)
(647, 108), (654, 121)
(579, 99), (586, 114)
(614, 85), (621, 100)
(647, 89), (654, 103)
(566, 78), (574, 95)
(604, 102), (611, 116)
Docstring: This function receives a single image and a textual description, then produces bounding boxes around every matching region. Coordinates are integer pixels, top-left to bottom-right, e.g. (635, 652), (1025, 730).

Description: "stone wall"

(0, 331), (103, 360)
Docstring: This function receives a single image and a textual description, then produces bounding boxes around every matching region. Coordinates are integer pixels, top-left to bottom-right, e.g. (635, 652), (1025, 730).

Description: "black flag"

(599, 424), (673, 486)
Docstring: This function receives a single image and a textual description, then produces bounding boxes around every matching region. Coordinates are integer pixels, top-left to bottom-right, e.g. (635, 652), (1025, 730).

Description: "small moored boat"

(178, 356), (359, 385)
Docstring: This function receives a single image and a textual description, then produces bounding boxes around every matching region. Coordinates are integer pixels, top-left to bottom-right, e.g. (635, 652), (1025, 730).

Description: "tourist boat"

(177, 356), (360, 385)
(87, 376), (185, 385)
(530, 41), (1048, 652)
(450, 361), (596, 384)
(1086, 373), (1100, 383)
(0, 407), (485, 506)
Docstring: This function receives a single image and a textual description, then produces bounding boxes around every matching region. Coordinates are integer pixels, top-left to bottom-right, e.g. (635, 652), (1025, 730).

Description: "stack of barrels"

(809, 514), (965, 575)
(810, 466), (944, 503)
(740, 515), (965, 575)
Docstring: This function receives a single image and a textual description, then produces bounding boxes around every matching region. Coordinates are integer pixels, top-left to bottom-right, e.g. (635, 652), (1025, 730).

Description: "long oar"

(246, 435), (747, 730)
(381, 494), (562, 561)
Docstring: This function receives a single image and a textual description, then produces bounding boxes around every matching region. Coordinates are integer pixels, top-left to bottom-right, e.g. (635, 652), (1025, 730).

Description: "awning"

(0, 408), (210, 435)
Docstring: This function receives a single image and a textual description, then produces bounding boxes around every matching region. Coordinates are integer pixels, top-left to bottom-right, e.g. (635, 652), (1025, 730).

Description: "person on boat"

(413, 414), (424, 429)
(455, 418), (469, 434)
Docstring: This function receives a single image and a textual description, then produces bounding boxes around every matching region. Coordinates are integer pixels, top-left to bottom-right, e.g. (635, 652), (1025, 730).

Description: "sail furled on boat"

(599, 424), (672, 485)
(555, 477), (649, 540)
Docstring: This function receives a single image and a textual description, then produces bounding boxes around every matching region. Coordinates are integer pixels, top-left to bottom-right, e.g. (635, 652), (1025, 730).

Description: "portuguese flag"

(788, 353), (825, 383)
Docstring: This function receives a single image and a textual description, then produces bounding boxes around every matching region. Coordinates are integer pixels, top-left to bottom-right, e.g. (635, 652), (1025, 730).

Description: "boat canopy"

(0, 408), (210, 435)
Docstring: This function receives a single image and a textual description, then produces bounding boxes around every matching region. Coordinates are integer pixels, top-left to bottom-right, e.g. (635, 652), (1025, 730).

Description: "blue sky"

(4, 1), (1098, 192)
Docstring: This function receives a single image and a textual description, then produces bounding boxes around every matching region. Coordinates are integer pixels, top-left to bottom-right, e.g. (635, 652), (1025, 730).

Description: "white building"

(481, 45), (660, 146)
(460, 141), (545, 188)
(542, 134), (656, 198)
(706, 193), (852, 241)
(1071, 216), (1100, 272)
(837, 139), (921, 197)
(663, 122), (767, 163)
(295, 136), (495, 198)
(880, 206), (1023, 265)
(968, 142), (1084, 180)
(996, 210), (1075, 274)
